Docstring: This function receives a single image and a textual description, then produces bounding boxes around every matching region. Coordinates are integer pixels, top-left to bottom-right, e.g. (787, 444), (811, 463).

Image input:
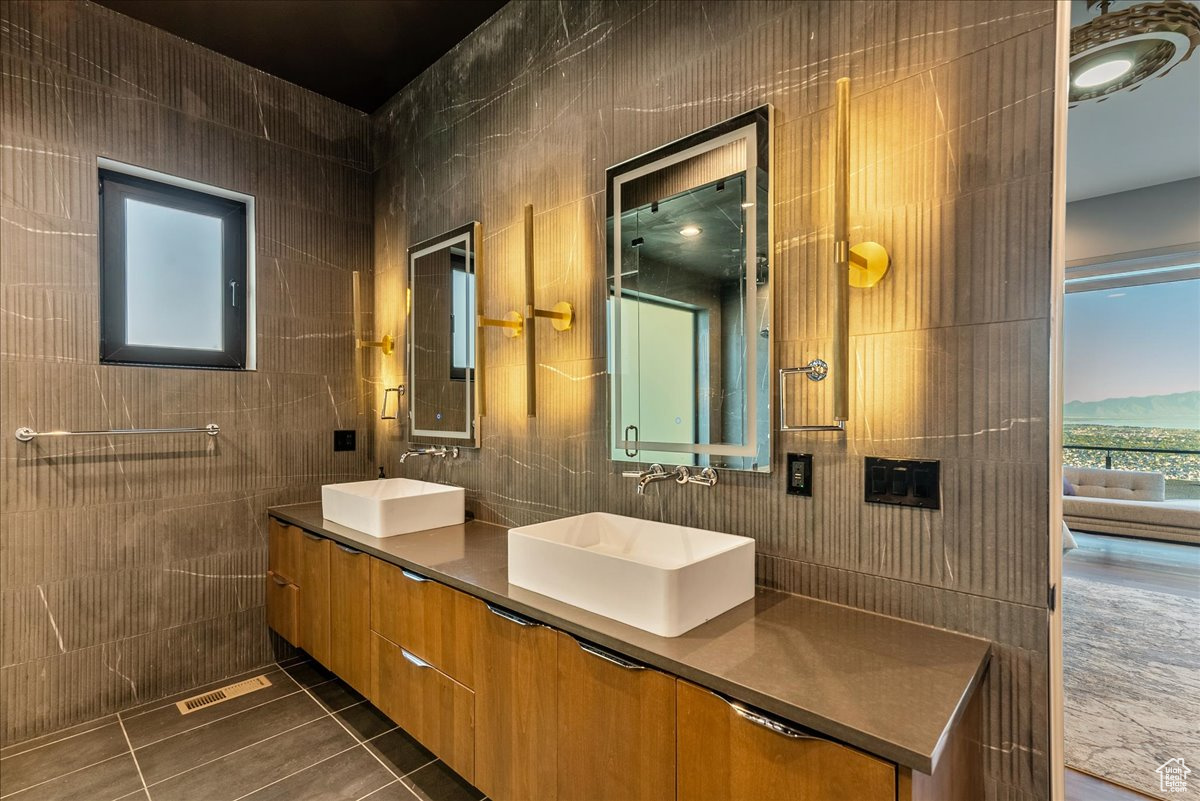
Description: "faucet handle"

(679, 466), (718, 488)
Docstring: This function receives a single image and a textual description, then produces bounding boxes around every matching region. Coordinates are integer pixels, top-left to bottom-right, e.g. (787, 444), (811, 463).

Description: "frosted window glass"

(124, 198), (224, 350)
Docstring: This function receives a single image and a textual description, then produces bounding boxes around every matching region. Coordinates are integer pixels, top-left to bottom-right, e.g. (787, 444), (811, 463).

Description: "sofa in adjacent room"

(1063, 466), (1200, 544)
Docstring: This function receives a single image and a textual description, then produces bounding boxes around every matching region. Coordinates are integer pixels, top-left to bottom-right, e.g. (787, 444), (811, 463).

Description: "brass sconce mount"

(849, 241), (890, 289)
(359, 333), (395, 356)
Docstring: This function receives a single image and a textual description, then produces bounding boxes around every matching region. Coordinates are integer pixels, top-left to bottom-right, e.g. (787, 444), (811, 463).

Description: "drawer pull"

(730, 703), (814, 740)
(335, 543), (363, 555)
(400, 568), (430, 583)
(486, 603), (536, 627)
(401, 648), (431, 669)
(578, 640), (644, 670)
(301, 531), (324, 542)
(269, 573), (289, 587)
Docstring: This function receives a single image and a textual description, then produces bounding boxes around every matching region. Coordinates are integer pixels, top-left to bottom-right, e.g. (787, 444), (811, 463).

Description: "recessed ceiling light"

(1074, 58), (1132, 87)
(679, 226), (702, 238)
(740, 201), (755, 209)
(1068, 0), (1200, 106)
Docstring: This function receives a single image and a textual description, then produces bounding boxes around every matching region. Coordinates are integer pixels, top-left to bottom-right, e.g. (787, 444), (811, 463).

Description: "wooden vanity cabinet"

(370, 559), (478, 685)
(556, 632), (676, 801)
(297, 530), (332, 667)
(473, 604), (559, 801)
(328, 542), (372, 694)
(372, 631), (476, 781)
(265, 571), (300, 645)
(676, 680), (895, 801)
(266, 519), (302, 646)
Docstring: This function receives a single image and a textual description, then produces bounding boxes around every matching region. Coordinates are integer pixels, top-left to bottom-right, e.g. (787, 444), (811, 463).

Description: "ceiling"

(95, 0), (507, 112)
(621, 177), (748, 284)
(1066, 0), (1200, 201)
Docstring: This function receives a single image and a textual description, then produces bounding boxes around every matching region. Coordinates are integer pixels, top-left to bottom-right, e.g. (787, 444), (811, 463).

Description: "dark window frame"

(99, 168), (248, 369)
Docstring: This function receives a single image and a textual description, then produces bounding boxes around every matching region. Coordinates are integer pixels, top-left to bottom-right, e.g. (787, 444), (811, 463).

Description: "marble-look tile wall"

(0, 0), (373, 744)
(373, 2), (1056, 799)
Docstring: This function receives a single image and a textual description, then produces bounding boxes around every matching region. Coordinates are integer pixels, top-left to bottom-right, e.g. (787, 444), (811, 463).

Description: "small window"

(99, 168), (249, 369)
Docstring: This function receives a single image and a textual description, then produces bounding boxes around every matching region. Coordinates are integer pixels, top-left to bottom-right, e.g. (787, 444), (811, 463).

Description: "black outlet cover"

(864, 457), (939, 509)
(333, 430), (356, 452)
(786, 453), (813, 497)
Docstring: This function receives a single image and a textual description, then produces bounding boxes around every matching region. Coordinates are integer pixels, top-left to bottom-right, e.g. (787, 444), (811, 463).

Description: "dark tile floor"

(0, 656), (487, 801)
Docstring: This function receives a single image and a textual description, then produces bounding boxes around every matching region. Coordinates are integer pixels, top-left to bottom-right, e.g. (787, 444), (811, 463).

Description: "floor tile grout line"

(143, 715), (329, 790)
(2, 664), (309, 761)
(129, 687), (309, 752)
(0, 717), (120, 761)
(225, 742), (371, 801)
(0, 752), (128, 800)
(120, 665), (298, 723)
(116, 715), (152, 801)
(295, 682), (408, 784)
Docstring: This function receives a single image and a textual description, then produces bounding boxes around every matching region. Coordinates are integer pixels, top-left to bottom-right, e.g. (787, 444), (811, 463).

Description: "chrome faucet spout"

(621, 463), (673, 495)
(399, 445), (460, 463)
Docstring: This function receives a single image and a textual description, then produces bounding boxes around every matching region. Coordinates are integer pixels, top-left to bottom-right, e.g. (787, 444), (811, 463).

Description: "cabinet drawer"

(677, 680), (896, 801)
(372, 631), (475, 782)
(298, 531), (332, 666)
(329, 542), (372, 695)
(266, 571), (299, 646)
(370, 559), (480, 685)
(556, 633), (676, 801)
(268, 518), (301, 584)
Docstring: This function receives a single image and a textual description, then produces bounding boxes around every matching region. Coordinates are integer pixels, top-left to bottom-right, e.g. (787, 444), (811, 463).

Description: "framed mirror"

(606, 106), (772, 472)
(407, 222), (479, 447)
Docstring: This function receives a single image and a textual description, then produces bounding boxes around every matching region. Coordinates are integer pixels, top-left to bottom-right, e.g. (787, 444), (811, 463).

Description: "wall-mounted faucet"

(399, 445), (460, 463)
(622, 464), (718, 495)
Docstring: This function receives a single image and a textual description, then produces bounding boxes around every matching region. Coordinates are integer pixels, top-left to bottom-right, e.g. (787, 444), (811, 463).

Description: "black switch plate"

(333, 430), (356, 452)
(786, 453), (813, 497)
(864, 457), (939, 509)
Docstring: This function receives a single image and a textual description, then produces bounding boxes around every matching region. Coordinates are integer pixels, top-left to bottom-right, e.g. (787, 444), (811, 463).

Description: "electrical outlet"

(786, 453), (813, 497)
(333, 430), (356, 452)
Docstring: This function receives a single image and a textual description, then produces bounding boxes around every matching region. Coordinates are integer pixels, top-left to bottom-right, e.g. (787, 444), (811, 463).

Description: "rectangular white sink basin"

(508, 512), (754, 637)
(321, 478), (464, 537)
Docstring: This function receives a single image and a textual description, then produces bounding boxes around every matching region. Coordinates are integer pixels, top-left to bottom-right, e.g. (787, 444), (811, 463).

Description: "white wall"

(1065, 178), (1200, 263)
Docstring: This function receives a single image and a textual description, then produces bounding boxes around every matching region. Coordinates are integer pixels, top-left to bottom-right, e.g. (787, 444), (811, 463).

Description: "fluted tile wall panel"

(0, 0), (372, 745)
(373, 3), (1056, 799)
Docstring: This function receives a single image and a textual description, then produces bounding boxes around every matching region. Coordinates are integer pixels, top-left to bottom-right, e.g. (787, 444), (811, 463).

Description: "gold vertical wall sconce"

(475, 222), (523, 418)
(522, 204), (575, 418)
(352, 270), (396, 355)
(779, 77), (889, 433)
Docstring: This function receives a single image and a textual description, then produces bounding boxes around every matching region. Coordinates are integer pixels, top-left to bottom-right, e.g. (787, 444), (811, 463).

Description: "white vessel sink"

(321, 478), (464, 537)
(508, 512), (754, 637)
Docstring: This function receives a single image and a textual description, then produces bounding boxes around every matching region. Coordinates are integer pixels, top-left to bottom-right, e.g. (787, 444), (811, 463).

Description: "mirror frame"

(605, 105), (773, 471)
(406, 221), (480, 447)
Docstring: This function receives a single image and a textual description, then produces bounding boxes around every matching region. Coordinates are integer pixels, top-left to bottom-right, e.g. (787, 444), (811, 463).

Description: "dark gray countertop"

(269, 502), (991, 775)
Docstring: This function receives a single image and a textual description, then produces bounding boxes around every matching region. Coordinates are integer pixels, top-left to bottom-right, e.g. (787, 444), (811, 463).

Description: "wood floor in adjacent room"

(1063, 531), (1198, 801)
(1067, 768), (1155, 800)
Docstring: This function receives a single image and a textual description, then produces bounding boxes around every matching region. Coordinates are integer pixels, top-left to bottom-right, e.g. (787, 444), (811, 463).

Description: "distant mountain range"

(1064, 391), (1200, 428)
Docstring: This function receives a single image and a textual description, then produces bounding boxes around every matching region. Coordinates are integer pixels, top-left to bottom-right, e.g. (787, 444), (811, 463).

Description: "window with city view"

(1063, 270), (1200, 500)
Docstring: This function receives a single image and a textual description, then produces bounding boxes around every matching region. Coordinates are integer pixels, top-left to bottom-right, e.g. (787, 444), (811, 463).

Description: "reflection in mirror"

(407, 222), (479, 447)
(607, 107), (772, 472)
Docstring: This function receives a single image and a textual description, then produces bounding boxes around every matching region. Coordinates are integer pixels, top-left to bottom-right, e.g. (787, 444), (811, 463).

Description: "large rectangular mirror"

(407, 222), (478, 447)
(607, 107), (772, 472)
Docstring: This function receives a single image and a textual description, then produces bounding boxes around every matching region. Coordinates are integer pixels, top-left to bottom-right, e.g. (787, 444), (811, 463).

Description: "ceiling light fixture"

(1074, 57), (1133, 86)
(1069, 0), (1200, 106)
(679, 226), (702, 237)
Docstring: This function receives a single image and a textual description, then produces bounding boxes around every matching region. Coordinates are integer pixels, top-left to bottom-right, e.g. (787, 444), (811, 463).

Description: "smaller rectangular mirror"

(407, 222), (479, 447)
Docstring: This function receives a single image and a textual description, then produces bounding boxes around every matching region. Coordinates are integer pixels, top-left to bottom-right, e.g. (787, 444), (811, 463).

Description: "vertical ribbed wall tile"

(0, 0), (372, 745)
(374, 3), (1056, 799)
